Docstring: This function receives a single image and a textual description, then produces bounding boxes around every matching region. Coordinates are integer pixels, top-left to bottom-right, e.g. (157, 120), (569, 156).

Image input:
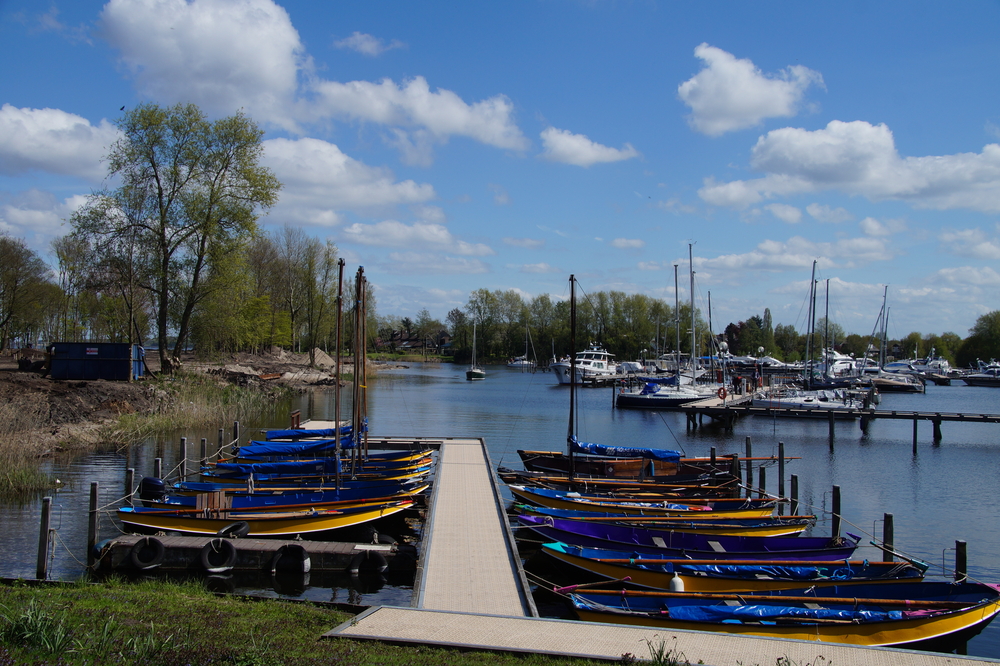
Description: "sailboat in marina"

(466, 321), (485, 380)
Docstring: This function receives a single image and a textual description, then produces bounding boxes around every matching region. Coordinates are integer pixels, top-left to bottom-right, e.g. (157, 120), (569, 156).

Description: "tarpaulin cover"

(237, 435), (355, 456)
(667, 604), (903, 623)
(211, 459), (340, 476)
(265, 424), (356, 440)
(570, 436), (680, 462)
(673, 564), (835, 580)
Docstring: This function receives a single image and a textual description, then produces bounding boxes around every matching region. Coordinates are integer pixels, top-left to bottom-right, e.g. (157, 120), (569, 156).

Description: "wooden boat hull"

(508, 485), (775, 518)
(569, 582), (1000, 648)
(517, 506), (812, 537)
(518, 450), (738, 478)
(118, 500), (413, 537)
(543, 542), (924, 592)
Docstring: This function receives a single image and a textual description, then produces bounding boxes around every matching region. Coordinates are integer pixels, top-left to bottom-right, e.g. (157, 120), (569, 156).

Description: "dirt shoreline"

(0, 348), (406, 449)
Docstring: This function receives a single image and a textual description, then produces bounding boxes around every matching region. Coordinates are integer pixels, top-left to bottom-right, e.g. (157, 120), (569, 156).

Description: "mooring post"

(154, 457), (162, 479)
(200, 437), (208, 467)
(778, 442), (786, 515)
(883, 512), (894, 562)
(218, 428), (225, 458)
(710, 447), (716, 466)
(758, 466), (766, 498)
(233, 421), (240, 455)
(790, 474), (799, 515)
(729, 454), (741, 498)
(745, 436), (753, 498)
(831, 485), (842, 538)
(955, 540), (967, 582)
(180, 437), (188, 482)
(912, 415), (919, 452)
(125, 467), (134, 507)
(828, 410), (835, 439)
(86, 481), (99, 568)
(932, 418), (942, 442)
(37, 496), (52, 580)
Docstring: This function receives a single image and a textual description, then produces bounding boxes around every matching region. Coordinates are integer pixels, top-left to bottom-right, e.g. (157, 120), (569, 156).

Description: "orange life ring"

(717, 387), (727, 400)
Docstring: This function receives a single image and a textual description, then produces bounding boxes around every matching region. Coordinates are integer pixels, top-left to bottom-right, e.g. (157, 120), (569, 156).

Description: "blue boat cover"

(212, 459), (341, 476)
(667, 604), (903, 623)
(570, 436), (680, 462)
(674, 564), (849, 580)
(265, 424), (356, 440)
(238, 435), (355, 456)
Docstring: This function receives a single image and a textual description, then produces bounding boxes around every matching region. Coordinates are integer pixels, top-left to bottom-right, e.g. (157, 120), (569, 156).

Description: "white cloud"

(939, 228), (1000, 260)
(313, 76), (529, 152)
(262, 137), (434, 226)
(383, 251), (490, 275)
(678, 43), (823, 136)
(765, 203), (801, 224)
(0, 189), (85, 253)
(699, 120), (1000, 213)
(0, 105), (118, 182)
(333, 31), (404, 57)
(488, 183), (511, 205)
(518, 262), (560, 273)
(806, 203), (853, 223)
(859, 216), (906, 237)
(638, 261), (664, 271)
(503, 237), (544, 249)
(611, 238), (645, 249)
(695, 234), (894, 277)
(339, 220), (494, 256)
(100, 0), (305, 129)
(539, 127), (640, 167)
(933, 265), (1000, 287)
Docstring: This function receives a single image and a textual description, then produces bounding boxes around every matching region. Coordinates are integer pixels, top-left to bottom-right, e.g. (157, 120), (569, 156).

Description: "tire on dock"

(269, 543), (311, 574)
(129, 536), (165, 570)
(348, 549), (388, 574)
(200, 538), (238, 573)
(216, 521), (250, 539)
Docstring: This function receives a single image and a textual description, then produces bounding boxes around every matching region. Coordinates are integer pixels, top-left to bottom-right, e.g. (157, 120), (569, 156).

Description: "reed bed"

(0, 397), (53, 496)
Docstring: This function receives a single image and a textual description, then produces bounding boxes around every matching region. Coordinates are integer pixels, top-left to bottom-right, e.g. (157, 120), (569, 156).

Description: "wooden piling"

(200, 437), (208, 466)
(154, 457), (162, 479)
(778, 442), (785, 515)
(709, 447), (716, 466)
(912, 415), (919, 452)
(87, 482), (99, 568)
(831, 485), (842, 539)
(883, 513), (894, 562)
(125, 467), (134, 507)
(955, 540), (967, 583)
(933, 418), (943, 441)
(758, 466), (766, 499)
(218, 428), (225, 459)
(744, 436), (753, 498)
(37, 496), (52, 580)
(828, 410), (835, 439)
(233, 421), (240, 455)
(180, 437), (188, 481)
(790, 475), (798, 515)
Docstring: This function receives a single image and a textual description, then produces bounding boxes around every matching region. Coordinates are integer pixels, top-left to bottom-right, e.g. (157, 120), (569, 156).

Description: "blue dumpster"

(48, 343), (145, 381)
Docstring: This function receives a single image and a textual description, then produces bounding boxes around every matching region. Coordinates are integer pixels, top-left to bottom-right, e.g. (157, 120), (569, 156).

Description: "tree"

(0, 235), (53, 350)
(71, 103), (280, 370)
(957, 311), (1000, 368)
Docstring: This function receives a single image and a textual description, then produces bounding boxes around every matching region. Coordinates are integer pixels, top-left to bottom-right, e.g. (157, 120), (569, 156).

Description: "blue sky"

(2, 1), (999, 340)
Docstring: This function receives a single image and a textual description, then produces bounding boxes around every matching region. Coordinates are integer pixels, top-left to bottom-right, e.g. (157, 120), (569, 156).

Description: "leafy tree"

(71, 103), (280, 369)
(957, 311), (1000, 368)
(0, 234), (54, 349)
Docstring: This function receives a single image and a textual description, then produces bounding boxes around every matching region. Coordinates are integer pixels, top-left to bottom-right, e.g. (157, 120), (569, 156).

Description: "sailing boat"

(507, 326), (536, 369)
(466, 321), (485, 380)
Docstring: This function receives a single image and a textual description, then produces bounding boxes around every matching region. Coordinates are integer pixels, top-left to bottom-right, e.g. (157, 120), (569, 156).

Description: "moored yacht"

(550, 343), (617, 384)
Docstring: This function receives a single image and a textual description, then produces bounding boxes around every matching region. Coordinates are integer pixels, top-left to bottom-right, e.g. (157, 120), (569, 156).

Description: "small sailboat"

(466, 321), (485, 380)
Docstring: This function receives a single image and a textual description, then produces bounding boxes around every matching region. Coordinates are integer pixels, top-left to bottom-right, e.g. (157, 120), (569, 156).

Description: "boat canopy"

(211, 458), (341, 476)
(664, 604), (904, 623)
(238, 434), (356, 456)
(569, 436), (680, 462)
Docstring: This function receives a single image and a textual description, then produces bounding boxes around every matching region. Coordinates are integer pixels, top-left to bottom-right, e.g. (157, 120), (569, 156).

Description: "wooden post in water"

(729, 454), (741, 498)
(790, 474), (799, 515)
(932, 418), (943, 442)
(180, 437), (188, 482)
(710, 447), (716, 466)
(758, 466), (766, 498)
(125, 468), (134, 507)
(744, 436), (753, 498)
(232, 421), (240, 456)
(883, 513), (894, 562)
(828, 410), (835, 440)
(154, 457), (162, 479)
(86, 482), (99, 568)
(200, 438), (208, 467)
(218, 428), (225, 460)
(831, 485), (842, 538)
(912, 414), (919, 452)
(37, 496), (52, 580)
(955, 540), (967, 583)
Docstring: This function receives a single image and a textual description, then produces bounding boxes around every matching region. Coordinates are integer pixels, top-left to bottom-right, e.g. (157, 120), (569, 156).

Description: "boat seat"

(708, 541), (726, 552)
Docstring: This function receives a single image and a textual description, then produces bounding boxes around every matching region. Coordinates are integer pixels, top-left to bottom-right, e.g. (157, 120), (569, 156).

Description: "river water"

(3, 362), (1000, 657)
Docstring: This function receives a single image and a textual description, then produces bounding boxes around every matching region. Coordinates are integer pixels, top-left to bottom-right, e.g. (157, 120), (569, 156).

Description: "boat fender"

(717, 387), (727, 400)
(269, 543), (311, 574)
(91, 538), (114, 562)
(370, 530), (398, 545)
(200, 538), (238, 573)
(216, 521), (250, 539)
(348, 549), (388, 574)
(669, 572), (685, 592)
(129, 536), (165, 570)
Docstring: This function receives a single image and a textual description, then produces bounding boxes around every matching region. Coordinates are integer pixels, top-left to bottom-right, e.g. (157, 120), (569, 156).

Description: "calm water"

(3, 363), (1000, 656)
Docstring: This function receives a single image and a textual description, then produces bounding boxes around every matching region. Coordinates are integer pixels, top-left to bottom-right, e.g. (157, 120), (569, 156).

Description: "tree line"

(1, 103), (998, 370)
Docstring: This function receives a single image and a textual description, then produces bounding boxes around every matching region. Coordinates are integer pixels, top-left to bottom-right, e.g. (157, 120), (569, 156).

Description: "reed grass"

(0, 578), (612, 665)
(0, 397), (53, 496)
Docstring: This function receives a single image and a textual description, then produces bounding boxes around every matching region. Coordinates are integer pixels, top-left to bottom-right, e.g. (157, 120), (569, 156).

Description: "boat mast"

(568, 274), (576, 485)
(689, 243), (695, 385)
(805, 260), (816, 388)
(674, 264), (680, 382)
(824, 278), (830, 377)
(334, 258), (345, 490)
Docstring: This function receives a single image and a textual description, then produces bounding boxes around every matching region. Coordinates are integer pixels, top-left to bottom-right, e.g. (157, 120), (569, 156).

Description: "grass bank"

(0, 579), (611, 666)
(0, 397), (50, 496)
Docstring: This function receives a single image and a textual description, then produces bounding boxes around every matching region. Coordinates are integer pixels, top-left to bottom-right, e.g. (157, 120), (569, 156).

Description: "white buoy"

(669, 571), (685, 591)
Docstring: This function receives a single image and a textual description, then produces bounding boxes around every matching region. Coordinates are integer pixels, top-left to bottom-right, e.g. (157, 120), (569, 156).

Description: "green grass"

(0, 579), (614, 665)
(0, 397), (54, 496)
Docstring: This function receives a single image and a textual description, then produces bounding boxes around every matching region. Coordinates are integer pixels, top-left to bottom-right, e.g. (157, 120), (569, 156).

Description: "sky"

(2, 1), (1000, 342)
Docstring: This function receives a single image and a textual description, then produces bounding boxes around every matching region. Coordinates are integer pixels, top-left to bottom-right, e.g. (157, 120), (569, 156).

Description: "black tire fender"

(269, 543), (311, 574)
(199, 538), (238, 573)
(216, 521), (250, 539)
(129, 536), (165, 570)
(348, 549), (388, 574)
